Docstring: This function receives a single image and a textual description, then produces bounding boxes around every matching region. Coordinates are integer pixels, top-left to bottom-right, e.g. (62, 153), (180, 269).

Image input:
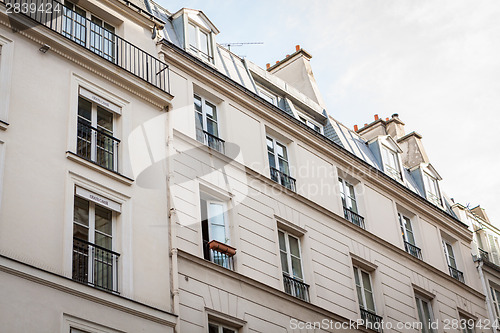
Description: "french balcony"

(283, 273), (310, 302)
(448, 265), (465, 283)
(77, 120), (119, 172)
(5, 0), (170, 93)
(204, 240), (235, 270)
(196, 128), (225, 154)
(270, 167), (296, 192)
(72, 237), (120, 293)
(404, 241), (422, 260)
(360, 308), (383, 332)
(343, 206), (365, 229)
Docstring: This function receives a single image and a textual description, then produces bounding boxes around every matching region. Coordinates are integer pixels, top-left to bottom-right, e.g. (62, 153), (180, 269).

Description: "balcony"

(343, 206), (365, 229)
(448, 265), (465, 283)
(384, 165), (402, 181)
(283, 273), (309, 302)
(77, 120), (119, 172)
(270, 167), (296, 192)
(72, 237), (120, 293)
(196, 128), (225, 154)
(360, 308), (383, 332)
(5, 0), (170, 93)
(404, 241), (422, 260)
(204, 240), (235, 270)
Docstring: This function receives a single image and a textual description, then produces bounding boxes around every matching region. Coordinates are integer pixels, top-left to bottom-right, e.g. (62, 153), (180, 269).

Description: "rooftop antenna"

(220, 42), (263, 52)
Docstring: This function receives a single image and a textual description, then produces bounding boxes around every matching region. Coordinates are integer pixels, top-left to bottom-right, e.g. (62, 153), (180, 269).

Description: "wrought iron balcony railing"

(203, 240), (235, 270)
(77, 120), (119, 172)
(72, 237), (120, 293)
(4, 0), (170, 93)
(360, 308), (383, 332)
(270, 167), (296, 192)
(196, 128), (225, 154)
(404, 241), (422, 260)
(283, 273), (309, 302)
(448, 265), (465, 283)
(343, 206), (365, 229)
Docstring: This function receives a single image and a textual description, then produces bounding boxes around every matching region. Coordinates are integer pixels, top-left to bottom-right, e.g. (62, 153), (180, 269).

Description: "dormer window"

(298, 114), (322, 134)
(423, 172), (441, 206)
(188, 23), (213, 63)
(381, 146), (401, 181)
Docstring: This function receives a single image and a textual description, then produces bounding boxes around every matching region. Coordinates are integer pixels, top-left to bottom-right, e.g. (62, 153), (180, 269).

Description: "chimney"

(295, 45), (300, 52)
(374, 114), (379, 121)
(354, 125), (358, 131)
(386, 113), (405, 139)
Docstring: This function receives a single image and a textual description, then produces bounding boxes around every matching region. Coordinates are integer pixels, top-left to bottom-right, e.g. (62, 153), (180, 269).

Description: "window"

(298, 115), (323, 134)
(382, 146), (401, 181)
(423, 173), (441, 206)
(200, 195), (234, 270)
(208, 322), (237, 333)
(490, 286), (500, 324)
(63, 2), (115, 61)
(415, 295), (435, 333)
(259, 88), (277, 106)
(194, 94), (224, 153)
(488, 234), (500, 265)
(459, 315), (475, 333)
(443, 240), (464, 282)
(399, 213), (422, 259)
(188, 23), (213, 63)
(354, 267), (382, 332)
(77, 94), (119, 172)
(267, 136), (295, 191)
(339, 177), (364, 228)
(279, 230), (309, 301)
(72, 194), (119, 293)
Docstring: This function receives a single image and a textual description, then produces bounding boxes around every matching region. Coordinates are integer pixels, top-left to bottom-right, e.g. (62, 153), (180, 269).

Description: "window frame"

(278, 229), (305, 282)
(298, 113), (323, 134)
(353, 266), (377, 314)
(188, 22), (214, 63)
(194, 94), (220, 138)
(415, 294), (435, 333)
(442, 240), (457, 269)
(491, 285), (500, 321)
(423, 172), (442, 206)
(399, 213), (416, 246)
(338, 177), (358, 213)
(208, 322), (238, 333)
(381, 145), (402, 181)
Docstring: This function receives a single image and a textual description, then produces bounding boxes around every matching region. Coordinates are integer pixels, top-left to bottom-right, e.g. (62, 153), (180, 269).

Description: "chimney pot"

(286, 54), (290, 57)
(385, 117), (389, 121)
(266, 63), (270, 69)
(392, 113), (399, 118)
(295, 45), (300, 52)
(276, 61), (279, 64)
(374, 114), (379, 121)
(354, 125), (359, 131)
(364, 123), (368, 127)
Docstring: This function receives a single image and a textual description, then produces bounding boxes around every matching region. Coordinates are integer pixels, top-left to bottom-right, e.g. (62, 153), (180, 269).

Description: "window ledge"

(66, 151), (134, 185)
(0, 119), (9, 131)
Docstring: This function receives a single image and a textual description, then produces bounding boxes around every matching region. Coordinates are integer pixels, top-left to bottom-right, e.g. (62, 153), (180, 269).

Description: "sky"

(157, 0), (500, 225)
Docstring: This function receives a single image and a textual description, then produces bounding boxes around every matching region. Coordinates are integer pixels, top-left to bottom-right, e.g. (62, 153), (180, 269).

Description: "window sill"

(0, 119), (9, 131)
(66, 151), (134, 185)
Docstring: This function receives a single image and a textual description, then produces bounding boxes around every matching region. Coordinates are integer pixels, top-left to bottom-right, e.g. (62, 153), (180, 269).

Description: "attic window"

(298, 114), (322, 134)
(381, 146), (402, 181)
(423, 172), (441, 206)
(188, 23), (213, 63)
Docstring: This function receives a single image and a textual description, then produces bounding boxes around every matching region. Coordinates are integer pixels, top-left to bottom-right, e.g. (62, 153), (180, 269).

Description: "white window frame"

(459, 315), (475, 333)
(72, 194), (118, 291)
(77, 95), (119, 171)
(490, 285), (500, 321)
(194, 94), (220, 137)
(203, 199), (230, 245)
(278, 230), (305, 282)
(298, 113), (323, 134)
(208, 322), (238, 333)
(399, 213), (416, 246)
(338, 177), (358, 213)
(381, 145), (402, 181)
(442, 240), (457, 269)
(259, 88), (277, 106)
(267, 135), (292, 177)
(0, 36), (14, 126)
(423, 172), (441, 206)
(188, 22), (213, 63)
(415, 295), (435, 333)
(353, 266), (377, 313)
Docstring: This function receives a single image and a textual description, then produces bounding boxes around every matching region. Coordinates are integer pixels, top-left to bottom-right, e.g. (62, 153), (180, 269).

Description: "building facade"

(0, 0), (495, 332)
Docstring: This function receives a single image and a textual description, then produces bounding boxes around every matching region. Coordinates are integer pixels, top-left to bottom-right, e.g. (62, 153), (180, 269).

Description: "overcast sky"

(158, 0), (500, 225)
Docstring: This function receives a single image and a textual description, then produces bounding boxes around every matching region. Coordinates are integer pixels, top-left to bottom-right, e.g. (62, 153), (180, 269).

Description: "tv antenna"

(220, 42), (263, 52)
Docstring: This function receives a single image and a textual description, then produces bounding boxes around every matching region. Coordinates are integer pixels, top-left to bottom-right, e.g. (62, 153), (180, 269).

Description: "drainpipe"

(166, 105), (180, 333)
(477, 259), (496, 333)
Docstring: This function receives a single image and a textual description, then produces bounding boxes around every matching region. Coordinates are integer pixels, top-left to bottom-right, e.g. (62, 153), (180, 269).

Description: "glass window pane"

(222, 328), (235, 333)
(291, 257), (303, 280)
(95, 205), (112, 236)
(207, 119), (218, 137)
(276, 143), (287, 160)
(78, 97), (92, 121)
(97, 107), (113, 133)
(288, 236), (300, 258)
(188, 24), (197, 48)
(73, 223), (89, 240)
(95, 232), (111, 249)
(280, 251), (289, 274)
(74, 196), (89, 226)
(194, 95), (202, 112)
(205, 102), (217, 121)
(266, 137), (274, 152)
(200, 30), (209, 54)
(362, 272), (372, 292)
(268, 152), (276, 169)
(278, 159), (289, 175)
(278, 231), (286, 251)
